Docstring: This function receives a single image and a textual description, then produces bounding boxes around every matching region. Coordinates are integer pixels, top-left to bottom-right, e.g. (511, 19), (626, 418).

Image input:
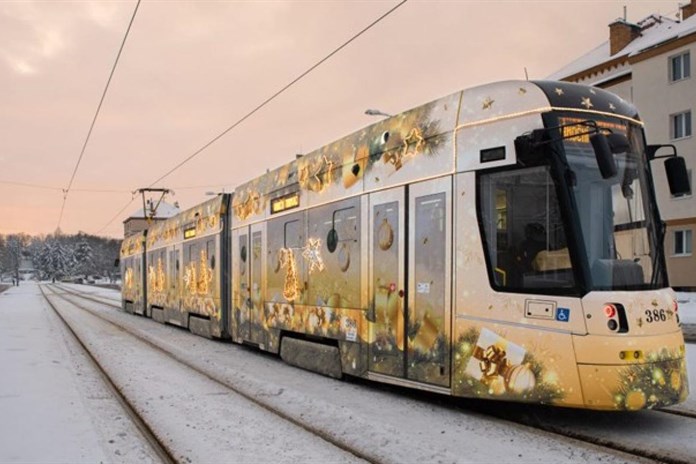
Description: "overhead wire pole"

(95, 0), (408, 236)
(56, 0), (141, 232)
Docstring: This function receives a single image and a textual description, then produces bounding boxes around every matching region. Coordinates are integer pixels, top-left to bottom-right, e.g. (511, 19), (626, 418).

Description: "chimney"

(609, 19), (641, 55)
(681, 1), (696, 21)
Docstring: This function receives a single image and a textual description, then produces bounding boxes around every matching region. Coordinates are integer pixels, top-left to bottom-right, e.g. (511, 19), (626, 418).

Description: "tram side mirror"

(590, 133), (617, 179)
(114, 258), (120, 267)
(665, 156), (691, 196)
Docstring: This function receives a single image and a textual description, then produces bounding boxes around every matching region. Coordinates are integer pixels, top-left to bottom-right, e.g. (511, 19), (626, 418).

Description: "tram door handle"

(366, 301), (376, 323)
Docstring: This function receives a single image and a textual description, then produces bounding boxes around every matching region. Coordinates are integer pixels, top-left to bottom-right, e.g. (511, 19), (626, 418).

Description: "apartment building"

(549, 1), (696, 289)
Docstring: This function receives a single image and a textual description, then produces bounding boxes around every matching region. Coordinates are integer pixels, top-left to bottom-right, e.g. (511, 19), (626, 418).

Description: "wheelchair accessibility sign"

(556, 307), (570, 322)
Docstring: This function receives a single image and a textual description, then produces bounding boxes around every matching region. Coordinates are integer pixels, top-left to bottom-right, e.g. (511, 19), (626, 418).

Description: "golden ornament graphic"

(625, 390), (646, 410)
(554, 88), (564, 96)
(411, 310), (440, 352)
(302, 238), (326, 274)
(234, 191), (260, 220)
(148, 258), (166, 293)
(184, 249), (213, 295)
(299, 155), (334, 193)
(342, 146), (368, 188)
(378, 218), (394, 251)
(482, 97), (495, 110)
(465, 328), (536, 396)
(124, 268), (134, 290)
(279, 248), (301, 301)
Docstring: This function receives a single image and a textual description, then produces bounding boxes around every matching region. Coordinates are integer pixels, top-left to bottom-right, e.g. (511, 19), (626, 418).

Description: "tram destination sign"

(560, 116), (627, 144)
(271, 192), (300, 215)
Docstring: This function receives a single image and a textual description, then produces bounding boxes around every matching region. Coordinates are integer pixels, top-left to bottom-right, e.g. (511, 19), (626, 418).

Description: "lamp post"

(364, 109), (393, 118)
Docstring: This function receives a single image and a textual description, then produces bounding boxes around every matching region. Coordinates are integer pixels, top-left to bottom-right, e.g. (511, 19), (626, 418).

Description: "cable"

(0, 179), (130, 193)
(95, 195), (138, 236)
(0, 180), (61, 191)
(94, 0), (407, 236)
(56, 0), (141, 231)
(147, 0), (408, 188)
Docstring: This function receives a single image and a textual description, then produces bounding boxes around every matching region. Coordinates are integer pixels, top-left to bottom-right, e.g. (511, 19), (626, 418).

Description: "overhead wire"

(0, 179), (130, 193)
(146, 0), (408, 188)
(95, 0), (408, 236)
(56, 0), (141, 231)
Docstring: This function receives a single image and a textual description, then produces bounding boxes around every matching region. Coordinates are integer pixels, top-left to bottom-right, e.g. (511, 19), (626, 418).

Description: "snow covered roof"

(125, 201), (180, 221)
(548, 13), (696, 80)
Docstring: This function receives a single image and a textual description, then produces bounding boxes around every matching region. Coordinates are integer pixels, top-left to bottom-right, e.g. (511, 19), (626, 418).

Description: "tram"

(121, 80), (690, 410)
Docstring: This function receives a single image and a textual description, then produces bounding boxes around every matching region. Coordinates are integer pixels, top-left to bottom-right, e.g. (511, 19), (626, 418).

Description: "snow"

(548, 14), (696, 80)
(126, 201), (180, 220)
(677, 292), (696, 324)
(0, 283), (159, 463)
(3, 281), (696, 463)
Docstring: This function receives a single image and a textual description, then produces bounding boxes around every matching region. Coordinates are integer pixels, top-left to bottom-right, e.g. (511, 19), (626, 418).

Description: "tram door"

(248, 223), (266, 347)
(407, 177), (451, 387)
(368, 187), (406, 377)
(169, 246), (181, 313)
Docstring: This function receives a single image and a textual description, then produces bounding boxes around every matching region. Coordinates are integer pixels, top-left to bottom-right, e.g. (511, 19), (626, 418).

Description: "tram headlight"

(607, 319), (619, 331)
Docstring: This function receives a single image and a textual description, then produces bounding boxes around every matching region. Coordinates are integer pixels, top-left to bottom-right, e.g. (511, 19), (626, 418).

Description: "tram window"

(169, 250), (177, 288)
(207, 240), (215, 269)
(479, 166), (574, 291)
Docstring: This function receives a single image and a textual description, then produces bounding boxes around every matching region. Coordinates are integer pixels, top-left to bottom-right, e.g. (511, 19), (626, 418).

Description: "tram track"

(38, 285), (177, 464)
(43, 284), (378, 464)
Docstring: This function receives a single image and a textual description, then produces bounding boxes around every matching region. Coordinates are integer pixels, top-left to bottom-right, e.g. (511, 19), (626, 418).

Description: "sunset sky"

(1, 0), (684, 238)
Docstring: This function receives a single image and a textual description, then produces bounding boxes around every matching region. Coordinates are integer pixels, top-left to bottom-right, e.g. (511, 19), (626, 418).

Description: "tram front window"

(563, 119), (666, 290)
(479, 166), (575, 292)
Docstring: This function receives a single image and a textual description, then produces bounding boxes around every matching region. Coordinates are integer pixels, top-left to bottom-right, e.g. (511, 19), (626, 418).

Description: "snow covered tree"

(38, 240), (74, 280)
(73, 239), (94, 277)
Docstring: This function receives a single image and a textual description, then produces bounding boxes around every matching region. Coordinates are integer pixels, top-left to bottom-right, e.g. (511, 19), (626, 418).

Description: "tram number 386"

(645, 308), (668, 323)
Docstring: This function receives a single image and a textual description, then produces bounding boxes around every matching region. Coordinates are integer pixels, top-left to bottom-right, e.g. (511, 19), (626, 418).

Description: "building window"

(671, 111), (692, 140)
(670, 51), (691, 82)
(674, 229), (692, 256)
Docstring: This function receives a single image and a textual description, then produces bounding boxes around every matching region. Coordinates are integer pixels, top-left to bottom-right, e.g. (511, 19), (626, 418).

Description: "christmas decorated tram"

(121, 80), (690, 410)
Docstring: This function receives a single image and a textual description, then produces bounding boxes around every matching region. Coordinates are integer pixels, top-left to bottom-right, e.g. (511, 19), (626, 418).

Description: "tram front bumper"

(572, 331), (688, 410)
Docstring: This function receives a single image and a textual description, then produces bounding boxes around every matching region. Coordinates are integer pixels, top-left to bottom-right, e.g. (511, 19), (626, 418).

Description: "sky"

(0, 0), (687, 238)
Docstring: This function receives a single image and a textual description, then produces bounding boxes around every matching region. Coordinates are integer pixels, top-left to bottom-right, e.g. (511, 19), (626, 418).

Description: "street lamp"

(365, 109), (393, 118)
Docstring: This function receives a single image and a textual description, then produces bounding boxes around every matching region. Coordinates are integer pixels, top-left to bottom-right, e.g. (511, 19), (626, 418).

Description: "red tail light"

(604, 304), (617, 318)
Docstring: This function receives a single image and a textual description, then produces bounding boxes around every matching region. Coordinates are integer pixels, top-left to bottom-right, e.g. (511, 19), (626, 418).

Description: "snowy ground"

(2, 281), (696, 463)
(677, 292), (696, 325)
(0, 283), (159, 463)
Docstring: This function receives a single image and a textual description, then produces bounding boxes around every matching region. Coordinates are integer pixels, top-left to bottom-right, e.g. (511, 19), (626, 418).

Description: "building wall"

(628, 43), (696, 289)
(598, 77), (633, 103)
(632, 42), (696, 222)
(663, 219), (696, 289)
